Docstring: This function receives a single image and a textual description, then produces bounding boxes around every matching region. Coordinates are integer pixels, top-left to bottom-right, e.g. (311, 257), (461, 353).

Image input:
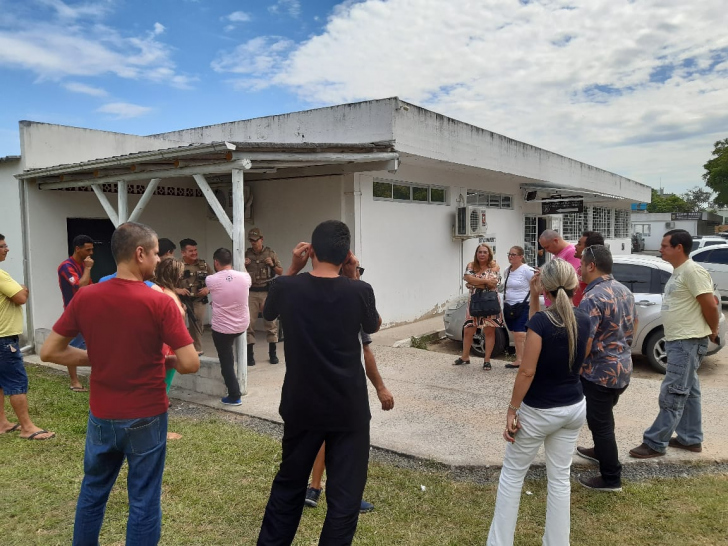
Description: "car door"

(611, 262), (661, 347)
(692, 247), (728, 300)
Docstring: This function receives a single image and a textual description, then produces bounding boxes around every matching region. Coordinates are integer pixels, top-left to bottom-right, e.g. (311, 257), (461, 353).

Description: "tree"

(682, 186), (716, 212)
(703, 138), (728, 206)
(646, 189), (692, 213)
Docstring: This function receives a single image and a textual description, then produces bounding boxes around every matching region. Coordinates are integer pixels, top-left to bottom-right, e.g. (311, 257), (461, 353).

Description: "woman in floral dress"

(454, 243), (503, 370)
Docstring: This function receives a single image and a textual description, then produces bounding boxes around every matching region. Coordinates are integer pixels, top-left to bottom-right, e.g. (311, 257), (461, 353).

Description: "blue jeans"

(73, 411), (168, 546)
(643, 338), (708, 452)
(0, 335), (28, 395)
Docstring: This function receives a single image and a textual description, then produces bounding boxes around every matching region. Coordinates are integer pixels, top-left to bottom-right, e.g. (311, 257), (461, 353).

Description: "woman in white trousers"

(487, 259), (590, 546)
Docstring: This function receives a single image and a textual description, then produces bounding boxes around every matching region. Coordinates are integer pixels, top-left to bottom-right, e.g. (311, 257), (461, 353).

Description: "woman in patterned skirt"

(454, 243), (503, 370)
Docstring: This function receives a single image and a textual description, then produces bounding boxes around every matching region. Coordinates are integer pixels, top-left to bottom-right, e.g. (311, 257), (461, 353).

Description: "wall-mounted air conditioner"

(455, 206), (487, 238)
(665, 221), (675, 228)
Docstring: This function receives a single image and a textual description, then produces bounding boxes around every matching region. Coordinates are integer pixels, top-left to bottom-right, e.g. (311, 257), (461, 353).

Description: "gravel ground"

(169, 399), (728, 485)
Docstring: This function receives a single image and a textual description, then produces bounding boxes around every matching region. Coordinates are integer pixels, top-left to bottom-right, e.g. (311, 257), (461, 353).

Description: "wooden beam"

(232, 152), (399, 163)
(128, 178), (160, 223)
(232, 167), (248, 394)
(38, 160), (252, 190)
(193, 174), (233, 238)
(91, 186), (119, 227)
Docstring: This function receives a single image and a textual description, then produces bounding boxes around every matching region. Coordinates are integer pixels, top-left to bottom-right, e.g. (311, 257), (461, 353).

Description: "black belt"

(0, 335), (19, 342)
(250, 286), (269, 292)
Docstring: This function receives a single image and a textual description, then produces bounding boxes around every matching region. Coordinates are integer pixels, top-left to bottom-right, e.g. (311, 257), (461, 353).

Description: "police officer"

(176, 238), (212, 355)
(245, 228), (283, 365)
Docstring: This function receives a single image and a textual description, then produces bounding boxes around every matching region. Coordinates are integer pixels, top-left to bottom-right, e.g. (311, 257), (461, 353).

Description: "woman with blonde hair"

(155, 257), (186, 440)
(454, 243), (502, 370)
(487, 258), (590, 546)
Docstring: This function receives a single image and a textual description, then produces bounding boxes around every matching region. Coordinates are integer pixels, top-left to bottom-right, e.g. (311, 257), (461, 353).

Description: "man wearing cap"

(245, 228), (282, 365)
(176, 238), (212, 355)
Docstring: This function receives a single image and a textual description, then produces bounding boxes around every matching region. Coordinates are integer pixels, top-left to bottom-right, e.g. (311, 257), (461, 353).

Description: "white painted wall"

(24, 180), (230, 333)
(357, 160), (529, 325)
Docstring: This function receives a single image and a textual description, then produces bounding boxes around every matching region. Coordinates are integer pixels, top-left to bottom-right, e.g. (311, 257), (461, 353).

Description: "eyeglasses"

(356, 266), (365, 276)
(585, 245), (606, 264)
(507, 253), (522, 257)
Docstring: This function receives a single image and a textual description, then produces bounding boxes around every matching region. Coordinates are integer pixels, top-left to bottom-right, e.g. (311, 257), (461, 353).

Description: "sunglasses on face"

(357, 266), (365, 276)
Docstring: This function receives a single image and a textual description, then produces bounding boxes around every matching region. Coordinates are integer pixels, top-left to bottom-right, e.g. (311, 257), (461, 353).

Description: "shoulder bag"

(502, 267), (529, 320)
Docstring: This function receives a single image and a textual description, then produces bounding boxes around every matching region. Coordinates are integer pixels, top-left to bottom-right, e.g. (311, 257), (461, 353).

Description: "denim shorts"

(0, 336), (28, 395)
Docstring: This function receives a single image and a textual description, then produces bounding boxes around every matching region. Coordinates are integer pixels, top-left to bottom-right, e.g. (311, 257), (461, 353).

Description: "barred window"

(614, 210), (631, 238)
(467, 190), (514, 209)
(524, 216), (538, 267)
(562, 211), (589, 241)
(633, 224), (651, 236)
(373, 179), (447, 204)
(592, 206), (612, 237)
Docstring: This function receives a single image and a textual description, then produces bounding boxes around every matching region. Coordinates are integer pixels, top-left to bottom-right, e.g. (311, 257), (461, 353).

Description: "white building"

(632, 211), (723, 251)
(3, 98), (650, 354)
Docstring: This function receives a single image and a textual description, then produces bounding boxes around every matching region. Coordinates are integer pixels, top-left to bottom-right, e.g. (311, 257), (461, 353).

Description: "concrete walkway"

(27, 317), (728, 469)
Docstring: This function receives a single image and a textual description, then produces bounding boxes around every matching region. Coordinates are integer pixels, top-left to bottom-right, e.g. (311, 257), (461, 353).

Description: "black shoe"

(576, 446), (599, 463)
(305, 486), (321, 508)
(483, 361), (492, 370)
(578, 475), (622, 492)
(247, 345), (255, 366)
(629, 443), (665, 459)
(668, 437), (702, 453)
(453, 357), (470, 366)
(504, 363), (520, 369)
(269, 342), (279, 364)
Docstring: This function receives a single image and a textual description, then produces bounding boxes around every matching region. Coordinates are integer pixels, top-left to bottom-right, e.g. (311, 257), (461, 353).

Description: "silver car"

(443, 255), (727, 373)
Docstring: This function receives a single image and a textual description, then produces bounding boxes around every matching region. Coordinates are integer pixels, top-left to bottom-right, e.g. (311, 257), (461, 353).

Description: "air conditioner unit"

(456, 206), (487, 238)
(206, 188), (233, 222)
(665, 221), (675, 228)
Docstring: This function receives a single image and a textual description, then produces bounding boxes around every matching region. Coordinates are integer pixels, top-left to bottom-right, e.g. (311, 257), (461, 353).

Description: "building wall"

(631, 213), (700, 251)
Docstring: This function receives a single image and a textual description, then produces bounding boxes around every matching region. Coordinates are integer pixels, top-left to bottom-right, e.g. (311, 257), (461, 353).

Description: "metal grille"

(524, 216), (538, 267)
(614, 210), (631, 238)
(561, 211), (588, 241)
(592, 206), (612, 237)
(467, 190), (514, 209)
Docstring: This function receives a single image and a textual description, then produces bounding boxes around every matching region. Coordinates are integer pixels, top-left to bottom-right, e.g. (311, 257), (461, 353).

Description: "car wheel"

(467, 327), (507, 358)
(645, 329), (667, 374)
(470, 328), (485, 357)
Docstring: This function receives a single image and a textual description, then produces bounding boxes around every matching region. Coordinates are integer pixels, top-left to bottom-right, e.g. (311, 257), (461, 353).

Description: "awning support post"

(91, 186), (120, 227)
(117, 181), (128, 223)
(232, 167), (248, 395)
(128, 178), (160, 223)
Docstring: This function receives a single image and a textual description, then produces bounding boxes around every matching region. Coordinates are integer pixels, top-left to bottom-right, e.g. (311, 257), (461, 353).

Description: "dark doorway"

(66, 218), (116, 283)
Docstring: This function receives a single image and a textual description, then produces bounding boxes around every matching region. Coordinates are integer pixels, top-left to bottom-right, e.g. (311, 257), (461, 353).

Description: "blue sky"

(1, 0), (727, 196)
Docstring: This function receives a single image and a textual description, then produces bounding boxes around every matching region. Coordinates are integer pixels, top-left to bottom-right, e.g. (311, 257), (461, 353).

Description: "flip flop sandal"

(453, 358), (471, 366)
(1, 423), (21, 434)
(483, 361), (492, 370)
(69, 386), (88, 393)
(26, 430), (56, 441)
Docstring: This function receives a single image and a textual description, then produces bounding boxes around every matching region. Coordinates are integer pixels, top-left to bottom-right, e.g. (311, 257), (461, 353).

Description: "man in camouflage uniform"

(176, 238), (212, 355)
(245, 228), (282, 365)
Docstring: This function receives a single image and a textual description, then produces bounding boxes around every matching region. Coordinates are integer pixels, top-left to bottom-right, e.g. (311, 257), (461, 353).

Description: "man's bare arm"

(697, 293), (720, 342)
(40, 331), (90, 367)
(364, 344), (393, 411)
(172, 344), (200, 374)
(9, 286), (28, 305)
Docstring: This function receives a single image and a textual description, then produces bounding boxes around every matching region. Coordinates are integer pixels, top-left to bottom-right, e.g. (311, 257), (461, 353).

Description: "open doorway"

(66, 218), (116, 283)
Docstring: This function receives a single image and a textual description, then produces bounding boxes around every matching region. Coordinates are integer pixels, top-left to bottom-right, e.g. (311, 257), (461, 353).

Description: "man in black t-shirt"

(257, 220), (381, 546)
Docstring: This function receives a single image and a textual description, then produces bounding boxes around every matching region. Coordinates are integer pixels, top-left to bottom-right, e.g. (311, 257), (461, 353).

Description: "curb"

(392, 329), (447, 348)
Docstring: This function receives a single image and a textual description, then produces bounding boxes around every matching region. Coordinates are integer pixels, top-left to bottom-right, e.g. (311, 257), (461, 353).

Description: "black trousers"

(211, 330), (243, 398)
(581, 377), (628, 486)
(257, 425), (370, 546)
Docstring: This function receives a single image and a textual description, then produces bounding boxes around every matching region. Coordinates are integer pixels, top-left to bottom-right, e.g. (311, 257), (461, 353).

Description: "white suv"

(690, 236), (726, 252)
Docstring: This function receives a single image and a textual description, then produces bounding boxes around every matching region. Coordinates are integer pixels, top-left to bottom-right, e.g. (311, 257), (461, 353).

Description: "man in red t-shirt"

(57, 234), (95, 392)
(41, 222), (199, 546)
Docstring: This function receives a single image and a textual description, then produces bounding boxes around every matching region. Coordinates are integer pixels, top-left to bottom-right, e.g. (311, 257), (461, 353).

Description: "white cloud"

(0, 3), (194, 90)
(215, 0), (728, 193)
(268, 0), (301, 18)
(211, 36), (295, 80)
(227, 11), (251, 23)
(96, 102), (152, 119)
(63, 81), (107, 96)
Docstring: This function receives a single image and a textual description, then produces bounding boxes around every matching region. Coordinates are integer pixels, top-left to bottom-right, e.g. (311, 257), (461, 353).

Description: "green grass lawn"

(2, 364), (727, 545)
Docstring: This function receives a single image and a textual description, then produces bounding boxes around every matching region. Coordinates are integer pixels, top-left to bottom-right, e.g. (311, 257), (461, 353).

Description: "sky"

(1, 0), (726, 196)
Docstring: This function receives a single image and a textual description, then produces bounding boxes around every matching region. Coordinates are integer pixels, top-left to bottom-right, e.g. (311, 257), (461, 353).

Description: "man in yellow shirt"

(630, 229), (720, 458)
(0, 233), (55, 440)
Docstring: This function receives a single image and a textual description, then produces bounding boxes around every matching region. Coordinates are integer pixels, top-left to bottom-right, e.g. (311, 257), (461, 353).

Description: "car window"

(705, 240), (724, 247)
(612, 264), (653, 294)
(703, 248), (728, 265)
(692, 249), (712, 263)
(658, 270), (671, 292)
(691, 240), (701, 252)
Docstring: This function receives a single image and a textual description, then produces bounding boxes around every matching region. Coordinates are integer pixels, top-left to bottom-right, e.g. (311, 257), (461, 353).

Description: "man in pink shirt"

(206, 247), (252, 405)
(539, 229), (584, 305)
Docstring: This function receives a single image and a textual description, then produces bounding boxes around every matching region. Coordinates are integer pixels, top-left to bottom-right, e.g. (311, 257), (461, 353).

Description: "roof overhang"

(15, 141), (399, 190)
